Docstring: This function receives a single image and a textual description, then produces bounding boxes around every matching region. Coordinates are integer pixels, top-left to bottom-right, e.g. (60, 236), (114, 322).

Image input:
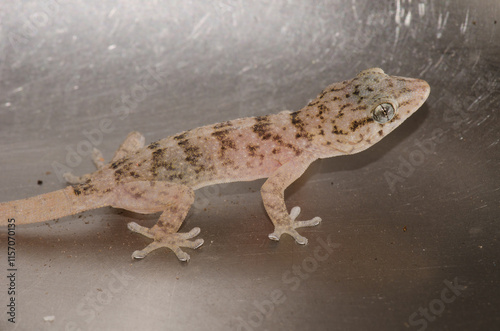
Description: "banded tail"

(0, 186), (108, 226)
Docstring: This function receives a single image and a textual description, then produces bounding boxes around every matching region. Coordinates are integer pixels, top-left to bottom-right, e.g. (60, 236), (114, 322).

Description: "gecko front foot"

(268, 206), (321, 245)
(128, 222), (204, 261)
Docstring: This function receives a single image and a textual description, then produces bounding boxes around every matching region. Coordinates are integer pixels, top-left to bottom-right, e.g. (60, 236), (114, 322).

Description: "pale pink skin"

(0, 68), (430, 261)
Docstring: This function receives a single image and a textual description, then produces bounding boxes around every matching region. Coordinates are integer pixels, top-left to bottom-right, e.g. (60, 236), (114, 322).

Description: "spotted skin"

(0, 68), (430, 261)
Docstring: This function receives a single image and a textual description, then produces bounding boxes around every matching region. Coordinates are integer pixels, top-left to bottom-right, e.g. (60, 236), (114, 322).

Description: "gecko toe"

(172, 248), (191, 262)
(268, 228), (308, 244)
(289, 206), (301, 221)
(268, 231), (280, 241)
(295, 216), (322, 228)
(294, 233), (308, 245)
(127, 222), (141, 232)
(91, 148), (106, 169)
(268, 207), (321, 244)
(181, 226), (201, 239)
(186, 238), (204, 249)
(131, 239), (168, 259)
(132, 250), (147, 259)
(127, 222), (154, 239)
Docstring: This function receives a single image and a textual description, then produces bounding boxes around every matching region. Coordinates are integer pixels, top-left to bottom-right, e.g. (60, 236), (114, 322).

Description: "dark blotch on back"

(73, 179), (97, 196)
(317, 104), (328, 121)
(213, 121), (233, 129)
(147, 141), (160, 150)
(114, 169), (125, 181)
(174, 132), (187, 141)
(252, 116), (272, 140)
(152, 148), (167, 159)
(212, 129), (237, 157)
(184, 145), (202, 164)
(246, 144), (259, 157)
(270, 132), (303, 156)
(290, 111), (312, 140)
(111, 157), (129, 169)
(175, 137), (203, 166)
(150, 147), (176, 176)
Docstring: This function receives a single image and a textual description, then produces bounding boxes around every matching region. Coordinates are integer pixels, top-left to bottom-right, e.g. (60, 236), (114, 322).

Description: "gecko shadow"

(5, 210), (158, 260)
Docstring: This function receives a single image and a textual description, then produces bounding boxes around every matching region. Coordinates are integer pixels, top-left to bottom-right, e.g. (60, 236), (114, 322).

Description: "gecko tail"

(0, 186), (108, 226)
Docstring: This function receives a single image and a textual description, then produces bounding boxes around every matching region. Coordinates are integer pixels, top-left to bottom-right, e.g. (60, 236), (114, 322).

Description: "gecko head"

(315, 68), (430, 154)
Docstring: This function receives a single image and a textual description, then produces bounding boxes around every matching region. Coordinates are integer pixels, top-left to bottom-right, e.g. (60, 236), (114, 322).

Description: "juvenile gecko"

(0, 68), (430, 261)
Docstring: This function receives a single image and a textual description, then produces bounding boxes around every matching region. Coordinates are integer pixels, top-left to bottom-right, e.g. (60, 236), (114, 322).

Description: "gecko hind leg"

(63, 148), (105, 184)
(111, 131), (145, 162)
(63, 131), (145, 185)
(110, 181), (202, 261)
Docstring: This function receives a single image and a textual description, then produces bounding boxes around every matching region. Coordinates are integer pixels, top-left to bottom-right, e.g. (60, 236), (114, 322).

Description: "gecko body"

(0, 68), (430, 261)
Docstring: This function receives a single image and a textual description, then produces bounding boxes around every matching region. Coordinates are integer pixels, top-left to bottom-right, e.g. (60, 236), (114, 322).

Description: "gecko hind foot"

(63, 148), (106, 184)
(128, 222), (204, 261)
(63, 172), (90, 185)
(268, 206), (321, 245)
(90, 148), (106, 169)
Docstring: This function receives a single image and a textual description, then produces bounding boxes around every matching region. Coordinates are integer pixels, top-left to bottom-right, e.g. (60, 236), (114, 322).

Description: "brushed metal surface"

(0, 1), (498, 330)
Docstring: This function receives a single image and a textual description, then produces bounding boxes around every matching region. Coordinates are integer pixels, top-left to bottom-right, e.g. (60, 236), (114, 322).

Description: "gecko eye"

(372, 103), (396, 124)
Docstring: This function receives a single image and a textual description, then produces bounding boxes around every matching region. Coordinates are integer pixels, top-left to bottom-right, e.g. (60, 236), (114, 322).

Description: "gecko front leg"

(261, 152), (322, 244)
(110, 181), (203, 261)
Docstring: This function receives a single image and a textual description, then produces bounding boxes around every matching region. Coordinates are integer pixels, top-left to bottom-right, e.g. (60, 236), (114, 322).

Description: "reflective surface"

(0, 1), (498, 330)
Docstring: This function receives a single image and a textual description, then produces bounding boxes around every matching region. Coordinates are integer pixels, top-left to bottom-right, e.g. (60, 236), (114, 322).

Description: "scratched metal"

(0, 1), (498, 330)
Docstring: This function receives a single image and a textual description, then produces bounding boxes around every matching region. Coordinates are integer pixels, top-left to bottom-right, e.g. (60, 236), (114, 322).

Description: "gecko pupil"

(372, 103), (395, 124)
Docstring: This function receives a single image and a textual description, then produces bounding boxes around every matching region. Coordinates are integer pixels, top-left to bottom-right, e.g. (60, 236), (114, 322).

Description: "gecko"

(0, 68), (430, 261)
